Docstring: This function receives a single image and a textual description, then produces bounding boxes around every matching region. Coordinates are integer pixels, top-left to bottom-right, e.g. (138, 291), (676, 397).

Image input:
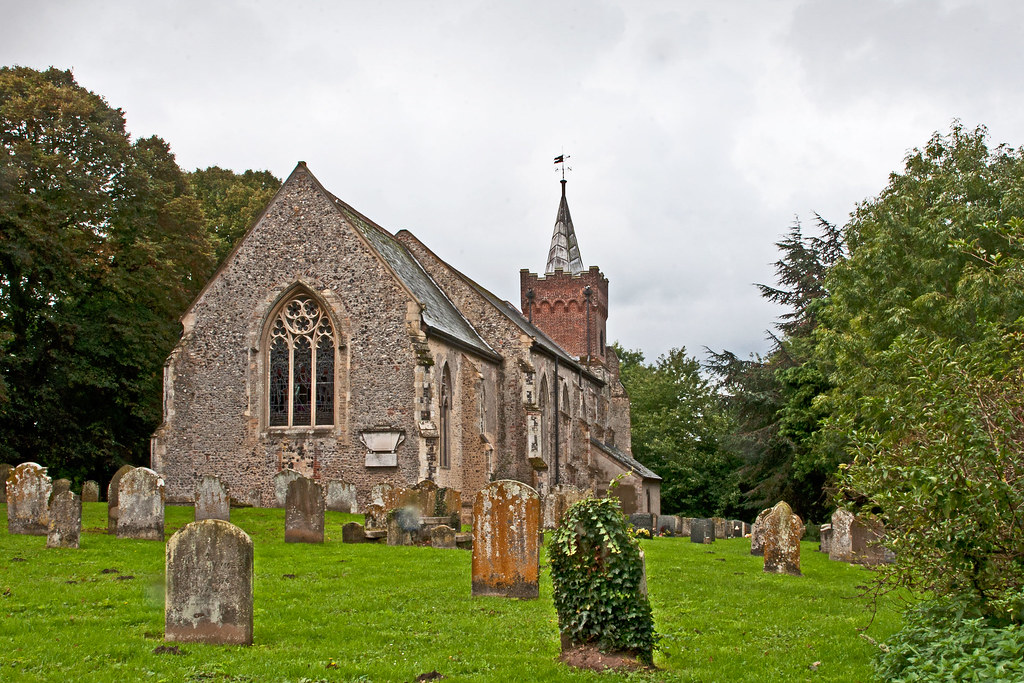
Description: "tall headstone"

(819, 523), (833, 554)
(762, 501), (805, 576)
(712, 517), (727, 539)
(0, 463), (12, 504)
(82, 480), (100, 503)
(829, 509), (856, 563)
(195, 474), (230, 522)
(107, 464), (135, 534)
(285, 477), (324, 543)
(7, 462), (52, 535)
(729, 520), (744, 538)
(50, 478), (72, 503)
(324, 479), (357, 513)
(47, 491), (81, 549)
(117, 467), (165, 541)
(165, 519), (254, 645)
(690, 518), (715, 544)
(851, 515), (891, 565)
(273, 469), (303, 508)
(750, 507), (771, 556)
(680, 517), (693, 537)
(471, 480), (540, 599)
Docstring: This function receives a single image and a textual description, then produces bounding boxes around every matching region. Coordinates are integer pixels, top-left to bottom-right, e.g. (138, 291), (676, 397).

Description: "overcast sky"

(3, 0), (1023, 361)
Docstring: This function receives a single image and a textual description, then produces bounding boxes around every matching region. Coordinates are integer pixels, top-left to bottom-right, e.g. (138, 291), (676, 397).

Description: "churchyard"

(0, 501), (899, 682)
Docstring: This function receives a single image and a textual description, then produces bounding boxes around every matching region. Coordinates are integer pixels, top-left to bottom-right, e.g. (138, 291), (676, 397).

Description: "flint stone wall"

(47, 491), (81, 549)
(117, 467), (165, 541)
(165, 519), (254, 645)
(471, 480), (540, 599)
(7, 462), (52, 535)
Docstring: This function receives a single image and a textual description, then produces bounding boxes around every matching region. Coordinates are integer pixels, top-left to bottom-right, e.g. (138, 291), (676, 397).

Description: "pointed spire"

(545, 179), (584, 274)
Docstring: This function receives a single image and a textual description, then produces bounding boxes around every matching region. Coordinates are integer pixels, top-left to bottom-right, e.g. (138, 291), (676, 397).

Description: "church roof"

(545, 180), (584, 274)
(590, 438), (662, 481)
(322, 189), (499, 362)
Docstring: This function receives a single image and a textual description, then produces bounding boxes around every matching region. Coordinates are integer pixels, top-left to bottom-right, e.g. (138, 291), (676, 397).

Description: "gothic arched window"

(439, 364), (452, 469)
(268, 294), (335, 428)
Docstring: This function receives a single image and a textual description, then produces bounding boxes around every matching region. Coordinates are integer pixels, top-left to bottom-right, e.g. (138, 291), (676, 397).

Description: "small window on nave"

(268, 294), (335, 428)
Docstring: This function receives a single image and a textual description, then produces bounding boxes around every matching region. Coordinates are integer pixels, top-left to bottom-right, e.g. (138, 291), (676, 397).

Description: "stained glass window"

(267, 294), (335, 427)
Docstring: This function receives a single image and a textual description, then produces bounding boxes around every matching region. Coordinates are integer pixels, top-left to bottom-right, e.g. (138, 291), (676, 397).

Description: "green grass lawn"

(0, 503), (901, 682)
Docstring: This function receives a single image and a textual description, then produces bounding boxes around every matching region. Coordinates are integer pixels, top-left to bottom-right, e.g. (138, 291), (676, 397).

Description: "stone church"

(151, 163), (661, 517)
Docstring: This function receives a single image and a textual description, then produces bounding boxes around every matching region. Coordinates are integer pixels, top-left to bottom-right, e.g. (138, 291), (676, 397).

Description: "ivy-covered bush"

(549, 497), (657, 664)
(876, 597), (1024, 682)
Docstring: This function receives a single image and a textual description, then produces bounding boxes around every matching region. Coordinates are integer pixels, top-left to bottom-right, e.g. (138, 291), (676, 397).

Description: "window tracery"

(268, 294), (335, 428)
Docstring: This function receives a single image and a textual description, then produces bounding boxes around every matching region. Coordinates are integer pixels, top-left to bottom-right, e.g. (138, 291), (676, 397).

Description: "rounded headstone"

(195, 474), (230, 522)
(82, 480), (101, 503)
(49, 478), (72, 504)
(165, 519), (253, 645)
(763, 501), (805, 576)
(7, 462), (52, 535)
(430, 524), (457, 549)
(117, 467), (165, 541)
(829, 509), (856, 563)
(750, 507), (771, 556)
(107, 464), (135, 533)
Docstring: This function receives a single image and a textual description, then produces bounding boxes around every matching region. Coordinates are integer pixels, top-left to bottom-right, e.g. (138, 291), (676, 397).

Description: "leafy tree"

(707, 216), (844, 522)
(0, 67), (214, 483)
(824, 124), (1024, 621)
(189, 166), (280, 265)
(616, 344), (739, 516)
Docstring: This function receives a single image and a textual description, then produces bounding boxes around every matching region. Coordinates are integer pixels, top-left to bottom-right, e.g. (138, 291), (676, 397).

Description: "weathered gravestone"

(0, 463), (12, 504)
(82, 480), (100, 503)
(542, 485), (590, 530)
(342, 521), (368, 543)
(195, 474), (230, 522)
(829, 509), (856, 563)
(165, 519), (253, 645)
(363, 503), (387, 530)
(679, 517), (693, 537)
(369, 482), (396, 510)
(285, 477), (324, 543)
(851, 515), (892, 565)
(387, 507), (421, 546)
(431, 524), (457, 549)
(50, 478), (71, 503)
(324, 479), (357, 513)
(762, 501), (805, 577)
(7, 462), (52, 535)
(629, 513), (657, 535)
(750, 507), (771, 556)
(729, 520), (744, 538)
(117, 467), (165, 541)
(107, 464), (135, 534)
(690, 518), (715, 544)
(273, 469), (303, 508)
(819, 523), (833, 554)
(658, 515), (681, 535)
(47, 491), (81, 549)
(471, 480), (540, 599)
(712, 517), (727, 539)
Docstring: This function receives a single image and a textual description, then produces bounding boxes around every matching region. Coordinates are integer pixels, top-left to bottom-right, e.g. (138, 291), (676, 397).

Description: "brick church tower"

(520, 179), (609, 366)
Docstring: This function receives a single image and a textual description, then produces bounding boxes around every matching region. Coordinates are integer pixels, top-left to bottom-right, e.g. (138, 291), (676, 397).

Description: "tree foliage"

(0, 67), (214, 482)
(826, 124), (1024, 621)
(188, 166), (280, 265)
(616, 344), (739, 516)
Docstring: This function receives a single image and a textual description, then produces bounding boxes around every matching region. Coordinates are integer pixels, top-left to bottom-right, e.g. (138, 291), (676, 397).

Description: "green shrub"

(549, 497), (657, 664)
(876, 597), (1024, 682)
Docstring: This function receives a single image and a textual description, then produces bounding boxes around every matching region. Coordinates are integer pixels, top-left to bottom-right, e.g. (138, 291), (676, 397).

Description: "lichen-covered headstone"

(750, 507), (771, 556)
(762, 501), (805, 576)
(195, 474), (230, 522)
(0, 463), (12, 504)
(819, 523), (833, 554)
(471, 480), (540, 598)
(82, 480), (100, 503)
(363, 503), (387, 530)
(117, 467), (165, 541)
(369, 482), (395, 509)
(107, 464), (135, 534)
(325, 480), (357, 513)
(431, 524), (457, 549)
(342, 522), (367, 543)
(386, 507), (421, 546)
(829, 508), (856, 563)
(7, 462), (52, 535)
(712, 517), (727, 539)
(680, 517), (693, 537)
(690, 518), (715, 544)
(542, 485), (590, 530)
(165, 519), (253, 645)
(47, 491), (81, 549)
(50, 478), (71, 503)
(273, 469), (303, 508)
(285, 477), (324, 543)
